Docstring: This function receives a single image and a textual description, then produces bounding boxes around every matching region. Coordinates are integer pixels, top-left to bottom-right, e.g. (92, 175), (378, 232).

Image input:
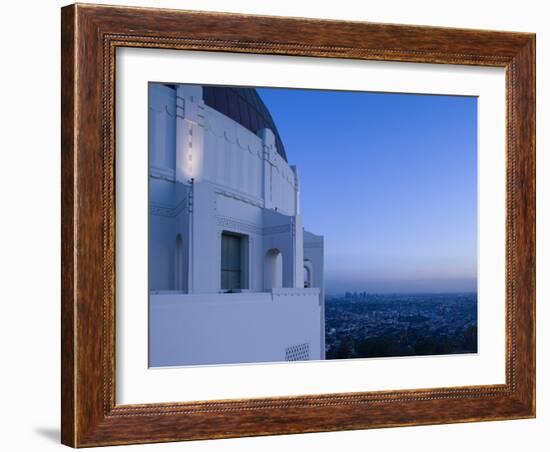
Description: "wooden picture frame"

(61, 3), (535, 447)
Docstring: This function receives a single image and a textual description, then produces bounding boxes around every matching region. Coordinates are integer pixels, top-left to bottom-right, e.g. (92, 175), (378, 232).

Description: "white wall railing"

(149, 288), (322, 367)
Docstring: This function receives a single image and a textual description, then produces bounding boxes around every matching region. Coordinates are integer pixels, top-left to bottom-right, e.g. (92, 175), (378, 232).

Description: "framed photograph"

(61, 3), (536, 447)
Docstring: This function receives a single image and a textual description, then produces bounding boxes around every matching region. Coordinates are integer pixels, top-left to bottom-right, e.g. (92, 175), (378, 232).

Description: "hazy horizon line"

(325, 290), (478, 297)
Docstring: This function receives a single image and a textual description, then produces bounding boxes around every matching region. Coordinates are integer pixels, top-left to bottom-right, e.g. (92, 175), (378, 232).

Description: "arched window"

(264, 248), (283, 290)
(304, 267), (311, 288)
(175, 234), (183, 290)
(304, 260), (313, 288)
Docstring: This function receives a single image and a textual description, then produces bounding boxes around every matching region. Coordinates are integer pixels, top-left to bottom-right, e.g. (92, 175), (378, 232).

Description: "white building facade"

(149, 84), (325, 366)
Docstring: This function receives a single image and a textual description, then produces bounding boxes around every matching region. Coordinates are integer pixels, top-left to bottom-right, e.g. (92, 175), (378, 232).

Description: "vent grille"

(285, 342), (310, 361)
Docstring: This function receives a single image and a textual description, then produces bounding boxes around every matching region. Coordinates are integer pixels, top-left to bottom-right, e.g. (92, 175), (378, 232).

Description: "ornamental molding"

(150, 197), (188, 218)
(215, 215), (263, 235)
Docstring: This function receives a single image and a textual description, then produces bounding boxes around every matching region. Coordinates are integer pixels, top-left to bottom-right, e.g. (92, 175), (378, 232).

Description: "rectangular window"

(221, 232), (248, 290)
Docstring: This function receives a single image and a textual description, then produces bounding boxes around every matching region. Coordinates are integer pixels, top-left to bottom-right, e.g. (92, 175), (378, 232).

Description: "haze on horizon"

(258, 87), (477, 295)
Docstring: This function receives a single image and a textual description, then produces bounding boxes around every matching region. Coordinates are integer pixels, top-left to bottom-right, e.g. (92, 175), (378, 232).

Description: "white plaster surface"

(150, 289), (322, 367)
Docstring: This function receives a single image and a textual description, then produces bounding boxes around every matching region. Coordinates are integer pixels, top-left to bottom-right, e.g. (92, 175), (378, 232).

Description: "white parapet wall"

(149, 288), (322, 367)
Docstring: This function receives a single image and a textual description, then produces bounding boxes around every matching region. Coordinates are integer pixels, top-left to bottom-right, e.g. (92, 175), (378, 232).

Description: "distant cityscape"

(325, 292), (477, 359)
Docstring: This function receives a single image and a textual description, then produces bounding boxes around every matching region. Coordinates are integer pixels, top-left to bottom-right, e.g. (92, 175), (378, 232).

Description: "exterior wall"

(189, 181), (303, 293)
(202, 105), (264, 200)
(304, 230), (326, 358)
(150, 288), (322, 366)
(257, 128), (297, 215)
(149, 84), (176, 173)
(150, 83), (306, 294)
(214, 189), (265, 292)
(148, 83), (326, 365)
(175, 85), (205, 184)
(199, 99), (298, 217)
(149, 84), (191, 291)
(263, 208), (304, 289)
(149, 179), (190, 291)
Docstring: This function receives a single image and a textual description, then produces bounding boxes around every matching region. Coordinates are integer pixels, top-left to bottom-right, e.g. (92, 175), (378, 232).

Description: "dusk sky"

(257, 88), (478, 295)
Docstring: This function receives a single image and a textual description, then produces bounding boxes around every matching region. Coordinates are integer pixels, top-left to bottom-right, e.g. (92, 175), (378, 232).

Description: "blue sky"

(257, 88), (478, 295)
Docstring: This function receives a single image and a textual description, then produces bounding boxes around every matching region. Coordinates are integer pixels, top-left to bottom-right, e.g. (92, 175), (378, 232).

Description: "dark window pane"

(221, 233), (242, 290)
(222, 270), (241, 290)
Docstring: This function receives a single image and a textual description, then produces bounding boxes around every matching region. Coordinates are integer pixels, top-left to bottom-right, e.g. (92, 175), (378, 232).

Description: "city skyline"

(258, 87), (478, 295)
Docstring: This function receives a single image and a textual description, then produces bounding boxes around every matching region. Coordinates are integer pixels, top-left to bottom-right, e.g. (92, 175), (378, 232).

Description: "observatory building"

(149, 84), (325, 366)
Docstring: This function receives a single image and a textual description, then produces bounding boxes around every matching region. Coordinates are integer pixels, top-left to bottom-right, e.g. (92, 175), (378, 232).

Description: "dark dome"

(202, 86), (287, 162)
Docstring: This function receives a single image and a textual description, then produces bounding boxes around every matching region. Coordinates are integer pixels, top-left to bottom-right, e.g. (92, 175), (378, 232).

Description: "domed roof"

(202, 86), (288, 162)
